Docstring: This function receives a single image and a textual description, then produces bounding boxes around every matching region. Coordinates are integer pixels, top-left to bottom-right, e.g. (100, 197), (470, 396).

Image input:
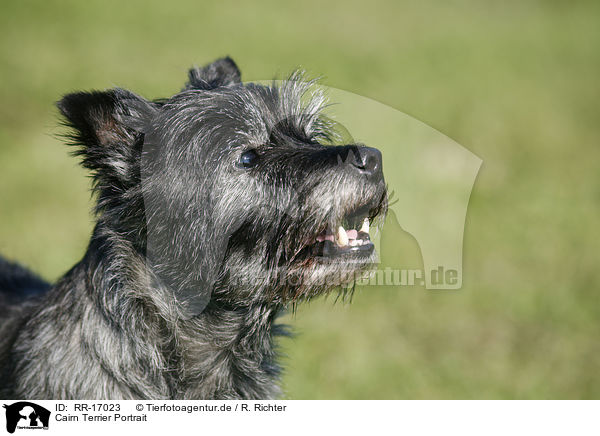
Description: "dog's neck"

(172, 301), (285, 399)
(83, 225), (285, 399)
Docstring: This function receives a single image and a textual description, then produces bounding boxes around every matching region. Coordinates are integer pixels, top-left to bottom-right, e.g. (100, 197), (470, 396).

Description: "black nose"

(350, 146), (383, 182)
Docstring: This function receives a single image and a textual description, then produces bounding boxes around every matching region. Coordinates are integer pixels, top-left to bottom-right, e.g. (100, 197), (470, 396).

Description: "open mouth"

(309, 200), (379, 260)
(291, 190), (387, 264)
(313, 217), (373, 257)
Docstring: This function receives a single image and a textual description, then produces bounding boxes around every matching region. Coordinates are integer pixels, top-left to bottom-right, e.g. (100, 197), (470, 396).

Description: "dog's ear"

(184, 56), (241, 90)
(57, 88), (157, 185)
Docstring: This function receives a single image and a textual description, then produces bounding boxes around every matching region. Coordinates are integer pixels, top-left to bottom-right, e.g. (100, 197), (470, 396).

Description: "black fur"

(0, 57), (387, 399)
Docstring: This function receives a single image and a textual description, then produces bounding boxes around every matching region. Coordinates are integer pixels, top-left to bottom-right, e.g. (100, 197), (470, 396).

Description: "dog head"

(57, 57), (387, 316)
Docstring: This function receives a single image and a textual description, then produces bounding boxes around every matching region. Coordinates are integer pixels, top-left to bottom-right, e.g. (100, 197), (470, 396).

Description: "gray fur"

(0, 57), (386, 399)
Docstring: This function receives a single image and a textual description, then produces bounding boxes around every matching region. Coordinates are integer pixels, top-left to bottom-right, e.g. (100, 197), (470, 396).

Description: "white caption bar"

(1, 400), (597, 436)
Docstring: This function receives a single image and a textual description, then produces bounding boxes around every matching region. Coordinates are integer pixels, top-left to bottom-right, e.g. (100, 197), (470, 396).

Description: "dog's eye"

(239, 149), (259, 168)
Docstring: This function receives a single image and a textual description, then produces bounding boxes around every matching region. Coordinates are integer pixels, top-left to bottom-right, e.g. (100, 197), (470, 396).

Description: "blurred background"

(1, 0), (599, 398)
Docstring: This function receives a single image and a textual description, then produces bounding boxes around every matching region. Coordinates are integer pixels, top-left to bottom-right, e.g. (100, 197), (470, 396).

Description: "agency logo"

(3, 402), (50, 434)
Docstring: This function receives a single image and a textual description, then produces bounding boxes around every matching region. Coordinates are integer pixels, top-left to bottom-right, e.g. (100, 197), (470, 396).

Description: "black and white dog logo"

(3, 402), (50, 433)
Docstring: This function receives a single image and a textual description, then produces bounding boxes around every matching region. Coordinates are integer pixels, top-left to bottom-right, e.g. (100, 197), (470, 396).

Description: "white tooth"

(360, 218), (370, 234)
(337, 226), (349, 246)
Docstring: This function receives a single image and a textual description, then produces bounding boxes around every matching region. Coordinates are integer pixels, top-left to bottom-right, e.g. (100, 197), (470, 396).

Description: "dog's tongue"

(316, 233), (334, 242)
(315, 219), (368, 245)
(346, 229), (358, 239)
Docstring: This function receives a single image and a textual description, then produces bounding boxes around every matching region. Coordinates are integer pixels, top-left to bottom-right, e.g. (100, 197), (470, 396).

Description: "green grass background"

(1, 0), (599, 398)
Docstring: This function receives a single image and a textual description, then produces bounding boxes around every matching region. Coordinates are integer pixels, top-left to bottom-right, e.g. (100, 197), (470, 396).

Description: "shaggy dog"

(0, 57), (387, 399)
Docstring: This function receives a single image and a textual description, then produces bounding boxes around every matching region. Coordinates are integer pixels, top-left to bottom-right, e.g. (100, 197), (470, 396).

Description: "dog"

(0, 57), (387, 399)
